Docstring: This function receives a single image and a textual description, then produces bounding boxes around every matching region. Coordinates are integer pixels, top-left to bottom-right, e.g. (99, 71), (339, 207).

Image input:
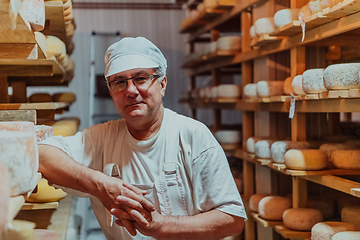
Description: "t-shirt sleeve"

(191, 137), (247, 220)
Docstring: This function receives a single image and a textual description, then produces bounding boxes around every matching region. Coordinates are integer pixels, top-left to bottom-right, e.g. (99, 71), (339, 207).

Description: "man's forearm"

(38, 144), (103, 198)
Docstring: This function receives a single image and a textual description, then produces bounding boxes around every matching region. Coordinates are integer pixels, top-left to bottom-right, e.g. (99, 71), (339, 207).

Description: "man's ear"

(160, 76), (167, 97)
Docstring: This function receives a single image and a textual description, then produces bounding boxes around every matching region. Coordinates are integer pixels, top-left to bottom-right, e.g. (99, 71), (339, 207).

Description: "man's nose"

(126, 80), (139, 95)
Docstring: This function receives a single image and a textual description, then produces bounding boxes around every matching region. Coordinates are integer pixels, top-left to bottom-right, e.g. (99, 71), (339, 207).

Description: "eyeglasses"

(107, 74), (161, 92)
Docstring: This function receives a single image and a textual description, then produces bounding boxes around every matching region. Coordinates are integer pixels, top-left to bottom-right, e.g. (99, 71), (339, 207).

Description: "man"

(39, 37), (246, 239)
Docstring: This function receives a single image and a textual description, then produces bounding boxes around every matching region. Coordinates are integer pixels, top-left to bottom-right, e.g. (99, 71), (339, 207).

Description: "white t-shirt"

(41, 108), (247, 239)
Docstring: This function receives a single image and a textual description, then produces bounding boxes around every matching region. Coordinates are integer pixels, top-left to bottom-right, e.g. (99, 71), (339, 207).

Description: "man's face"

(108, 68), (167, 122)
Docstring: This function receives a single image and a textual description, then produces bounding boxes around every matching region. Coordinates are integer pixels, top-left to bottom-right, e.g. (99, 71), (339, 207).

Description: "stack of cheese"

(0, 122), (39, 197)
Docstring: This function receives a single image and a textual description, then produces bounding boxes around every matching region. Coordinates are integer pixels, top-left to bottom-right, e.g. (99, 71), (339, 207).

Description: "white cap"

(104, 37), (167, 79)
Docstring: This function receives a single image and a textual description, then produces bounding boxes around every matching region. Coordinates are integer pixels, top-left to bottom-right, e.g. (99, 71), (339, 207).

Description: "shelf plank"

(274, 225), (311, 240)
(270, 21), (302, 36)
(185, 0), (267, 42)
(322, 0), (360, 19)
(186, 11), (360, 75)
(21, 202), (59, 211)
(182, 49), (240, 68)
(0, 102), (70, 110)
(251, 212), (283, 228)
(250, 34), (284, 47)
(303, 175), (360, 196)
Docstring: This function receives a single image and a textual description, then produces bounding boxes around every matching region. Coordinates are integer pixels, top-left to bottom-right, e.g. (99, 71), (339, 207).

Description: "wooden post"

(0, 76), (9, 103)
(11, 81), (27, 103)
(291, 112), (307, 141)
(293, 176), (307, 208)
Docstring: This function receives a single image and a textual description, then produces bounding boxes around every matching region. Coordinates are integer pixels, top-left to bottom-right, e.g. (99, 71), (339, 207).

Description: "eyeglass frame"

(106, 73), (162, 92)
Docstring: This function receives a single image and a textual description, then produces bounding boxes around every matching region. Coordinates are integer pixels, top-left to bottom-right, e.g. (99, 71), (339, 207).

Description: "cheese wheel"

(284, 149), (328, 170)
(35, 32), (47, 53)
(52, 92), (76, 103)
(309, 0), (322, 14)
(214, 130), (241, 144)
(250, 25), (256, 39)
(331, 150), (360, 169)
(256, 81), (284, 97)
(0, 122), (39, 196)
(3, 220), (36, 240)
(302, 68), (327, 94)
(217, 36), (241, 51)
(341, 205), (360, 230)
(307, 198), (335, 220)
(217, 84), (241, 98)
(332, 231), (360, 240)
(210, 86), (218, 98)
(254, 17), (275, 36)
(249, 194), (269, 212)
(319, 142), (360, 160)
(283, 208), (323, 231)
(323, 63), (360, 90)
(320, 0), (333, 9)
(204, 0), (217, 8)
(337, 196), (360, 216)
(0, 163), (9, 234)
(299, 3), (311, 20)
(46, 36), (66, 62)
(311, 222), (356, 240)
(243, 83), (257, 98)
(292, 75), (306, 95)
(19, 0), (45, 32)
(274, 8), (300, 28)
(258, 196), (292, 220)
(28, 93), (52, 103)
(255, 140), (276, 159)
(34, 125), (53, 142)
(284, 76), (295, 95)
(26, 178), (67, 203)
(271, 141), (311, 163)
(246, 137), (264, 153)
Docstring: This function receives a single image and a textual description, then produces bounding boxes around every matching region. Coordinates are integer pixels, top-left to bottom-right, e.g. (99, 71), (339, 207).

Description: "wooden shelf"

(250, 34), (284, 47)
(22, 202), (59, 211)
(184, 0), (267, 42)
(182, 49), (240, 68)
(42, 1), (67, 43)
(251, 212), (283, 228)
(185, 10), (360, 75)
(274, 225), (311, 240)
(181, 97), (360, 113)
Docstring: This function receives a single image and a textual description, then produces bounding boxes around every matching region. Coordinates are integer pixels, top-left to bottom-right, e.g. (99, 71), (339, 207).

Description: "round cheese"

(243, 83), (257, 98)
(256, 81), (284, 97)
(271, 141), (311, 163)
(323, 63), (360, 90)
(341, 205), (360, 230)
(292, 75), (306, 95)
(284, 76), (295, 95)
(320, 142), (360, 160)
(311, 222), (356, 240)
(246, 137), (264, 153)
(0, 122), (39, 196)
(46, 36), (66, 62)
(34, 125), (53, 142)
(299, 3), (311, 20)
(336, 197), (360, 216)
(309, 0), (322, 14)
(217, 84), (241, 98)
(332, 231), (360, 240)
(274, 8), (300, 28)
(249, 194), (269, 212)
(284, 149), (328, 170)
(283, 208), (323, 231)
(307, 197), (335, 220)
(332, 150), (360, 169)
(210, 86), (218, 98)
(302, 68), (327, 94)
(28, 93), (52, 103)
(204, 0), (217, 8)
(255, 140), (275, 159)
(258, 196), (292, 220)
(250, 25), (256, 39)
(320, 0), (333, 9)
(52, 92), (76, 103)
(217, 36), (241, 51)
(254, 17), (275, 36)
(214, 130), (241, 144)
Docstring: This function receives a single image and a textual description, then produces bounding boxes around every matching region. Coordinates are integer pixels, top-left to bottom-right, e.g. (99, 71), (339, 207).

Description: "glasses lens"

(109, 80), (126, 91)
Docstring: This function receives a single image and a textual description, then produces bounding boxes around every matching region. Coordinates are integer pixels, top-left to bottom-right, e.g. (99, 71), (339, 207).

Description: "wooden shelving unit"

(179, 0), (360, 239)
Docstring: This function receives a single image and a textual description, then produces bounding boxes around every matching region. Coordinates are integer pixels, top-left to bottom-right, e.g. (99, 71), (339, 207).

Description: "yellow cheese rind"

(331, 150), (360, 169)
(258, 196), (291, 220)
(284, 149), (328, 170)
(283, 208), (323, 231)
(249, 194), (269, 212)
